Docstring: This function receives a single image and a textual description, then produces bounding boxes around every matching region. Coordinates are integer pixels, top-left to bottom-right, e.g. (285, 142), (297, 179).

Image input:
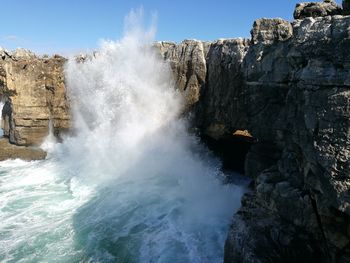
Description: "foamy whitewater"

(0, 10), (244, 263)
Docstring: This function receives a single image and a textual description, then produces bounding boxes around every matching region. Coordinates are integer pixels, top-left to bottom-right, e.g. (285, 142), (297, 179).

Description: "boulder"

(251, 18), (293, 45)
(294, 0), (342, 19)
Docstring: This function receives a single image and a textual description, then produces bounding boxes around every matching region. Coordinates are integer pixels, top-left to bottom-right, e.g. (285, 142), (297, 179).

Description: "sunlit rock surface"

(1, 4), (350, 262)
(0, 49), (70, 146)
(156, 14), (350, 263)
(294, 0), (342, 19)
(155, 40), (208, 107)
(0, 138), (46, 161)
(225, 15), (350, 263)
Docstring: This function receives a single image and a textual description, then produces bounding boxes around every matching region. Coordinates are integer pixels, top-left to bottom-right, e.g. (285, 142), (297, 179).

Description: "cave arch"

(202, 129), (256, 174)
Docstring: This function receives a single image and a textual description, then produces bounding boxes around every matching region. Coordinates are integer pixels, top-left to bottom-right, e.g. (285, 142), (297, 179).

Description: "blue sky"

(0, 0), (343, 54)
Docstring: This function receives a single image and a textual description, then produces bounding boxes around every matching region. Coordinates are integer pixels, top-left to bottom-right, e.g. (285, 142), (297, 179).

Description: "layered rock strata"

(0, 49), (70, 149)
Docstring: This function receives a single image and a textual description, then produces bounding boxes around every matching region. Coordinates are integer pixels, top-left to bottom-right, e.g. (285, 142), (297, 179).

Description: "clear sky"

(0, 0), (343, 55)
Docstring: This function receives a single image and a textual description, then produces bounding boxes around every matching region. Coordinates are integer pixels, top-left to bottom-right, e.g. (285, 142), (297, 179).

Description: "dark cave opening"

(202, 130), (256, 175)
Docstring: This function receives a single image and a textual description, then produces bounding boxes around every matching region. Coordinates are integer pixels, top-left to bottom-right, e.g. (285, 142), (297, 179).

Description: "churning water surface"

(0, 10), (245, 263)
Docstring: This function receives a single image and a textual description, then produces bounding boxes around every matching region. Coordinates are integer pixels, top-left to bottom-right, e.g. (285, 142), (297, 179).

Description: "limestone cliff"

(155, 40), (208, 108)
(154, 5), (350, 262)
(0, 49), (70, 148)
(155, 39), (250, 138)
(222, 14), (350, 263)
(1, 1), (350, 261)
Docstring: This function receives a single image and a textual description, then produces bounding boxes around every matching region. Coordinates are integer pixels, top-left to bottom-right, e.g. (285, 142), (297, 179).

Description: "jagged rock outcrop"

(154, 10), (350, 263)
(155, 40), (209, 108)
(155, 39), (250, 138)
(294, 0), (342, 19)
(223, 15), (350, 263)
(153, 14), (350, 260)
(0, 49), (70, 147)
(197, 39), (250, 139)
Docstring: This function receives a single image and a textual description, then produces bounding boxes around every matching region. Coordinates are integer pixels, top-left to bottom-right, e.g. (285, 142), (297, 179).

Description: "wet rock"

(0, 138), (46, 161)
(225, 193), (327, 263)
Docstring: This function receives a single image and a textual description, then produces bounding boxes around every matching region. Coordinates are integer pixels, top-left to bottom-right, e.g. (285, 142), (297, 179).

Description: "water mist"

(0, 9), (245, 263)
(0, 100), (3, 137)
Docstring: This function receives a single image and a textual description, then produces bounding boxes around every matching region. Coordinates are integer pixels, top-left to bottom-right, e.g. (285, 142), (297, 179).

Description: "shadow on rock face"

(201, 130), (256, 175)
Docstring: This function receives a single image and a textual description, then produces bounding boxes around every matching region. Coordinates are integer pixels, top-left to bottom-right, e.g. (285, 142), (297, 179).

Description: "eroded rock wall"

(155, 40), (208, 108)
(155, 39), (250, 138)
(225, 16), (350, 263)
(197, 39), (250, 139)
(0, 9), (349, 261)
(0, 49), (70, 146)
(154, 13), (350, 263)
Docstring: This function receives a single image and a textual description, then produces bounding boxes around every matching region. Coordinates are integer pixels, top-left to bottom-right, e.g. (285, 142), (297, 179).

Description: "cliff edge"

(0, 48), (70, 160)
(155, 1), (350, 261)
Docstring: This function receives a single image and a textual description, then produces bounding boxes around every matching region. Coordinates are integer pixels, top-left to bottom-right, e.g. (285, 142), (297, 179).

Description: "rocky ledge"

(0, 138), (46, 161)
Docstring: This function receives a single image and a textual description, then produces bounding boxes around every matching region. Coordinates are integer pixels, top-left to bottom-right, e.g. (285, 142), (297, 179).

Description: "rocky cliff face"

(155, 40), (209, 108)
(154, 8), (350, 263)
(0, 49), (70, 148)
(155, 39), (250, 138)
(224, 15), (350, 263)
(1, 2), (350, 261)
